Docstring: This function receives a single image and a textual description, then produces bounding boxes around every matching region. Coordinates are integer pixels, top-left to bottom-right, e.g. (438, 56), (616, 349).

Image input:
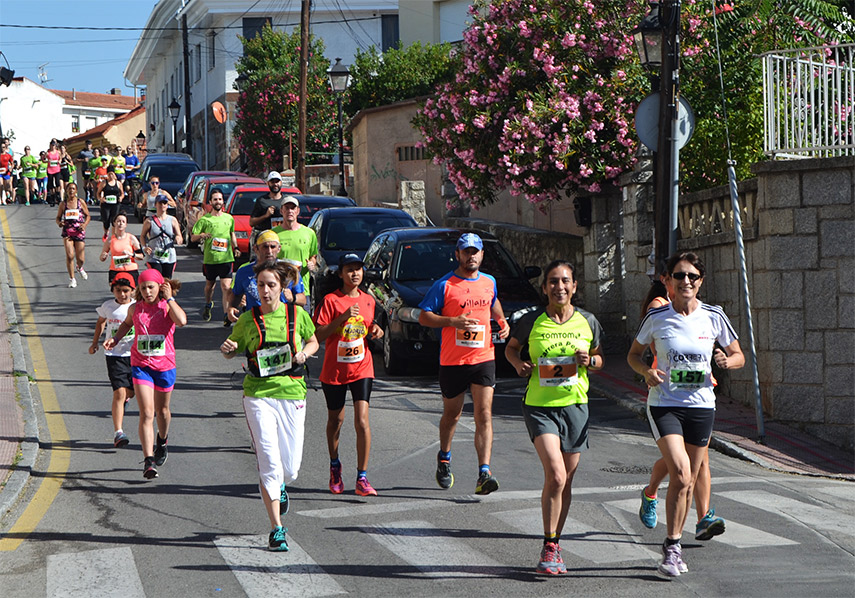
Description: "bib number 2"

(538, 356), (578, 387)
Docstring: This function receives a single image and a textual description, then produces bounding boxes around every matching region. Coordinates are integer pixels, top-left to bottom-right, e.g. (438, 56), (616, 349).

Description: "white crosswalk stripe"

(46, 547), (146, 598)
(214, 534), (346, 598)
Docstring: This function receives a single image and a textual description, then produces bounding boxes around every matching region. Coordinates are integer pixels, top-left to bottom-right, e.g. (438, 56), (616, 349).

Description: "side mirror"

(524, 266), (542, 279)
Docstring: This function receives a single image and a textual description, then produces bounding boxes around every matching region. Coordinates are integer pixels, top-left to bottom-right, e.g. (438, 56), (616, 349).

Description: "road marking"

(718, 490), (855, 539)
(812, 485), (855, 501)
(360, 520), (503, 577)
(46, 547), (145, 598)
(0, 211), (70, 551)
(215, 534), (346, 597)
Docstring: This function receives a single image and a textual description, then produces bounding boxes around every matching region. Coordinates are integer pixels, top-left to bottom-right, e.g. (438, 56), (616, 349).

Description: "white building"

(398, 0), (471, 45)
(124, 0), (400, 170)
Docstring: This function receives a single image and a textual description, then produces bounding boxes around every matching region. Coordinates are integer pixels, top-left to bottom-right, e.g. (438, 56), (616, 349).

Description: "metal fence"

(762, 43), (855, 158)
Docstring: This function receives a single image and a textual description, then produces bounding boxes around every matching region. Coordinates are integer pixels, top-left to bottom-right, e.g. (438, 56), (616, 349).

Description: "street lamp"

(168, 98), (181, 153)
(633, 2), (662, 72)
(327, 57), (350, 197)
(234, 72), (249, 92)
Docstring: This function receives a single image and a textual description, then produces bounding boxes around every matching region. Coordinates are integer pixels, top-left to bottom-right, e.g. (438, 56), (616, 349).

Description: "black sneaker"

(475, 470), (499, 495)
(280, 483), (290, 515)
(435, 452), (454, 489)
(143, 457), (158, 479)
(202, 303), (213, 322)
(154, 441), (168, 466)
(223, 314), (232, 327)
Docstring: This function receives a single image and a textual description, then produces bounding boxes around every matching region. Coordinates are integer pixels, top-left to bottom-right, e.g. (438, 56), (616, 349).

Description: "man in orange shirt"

(419, 233), (509, 494)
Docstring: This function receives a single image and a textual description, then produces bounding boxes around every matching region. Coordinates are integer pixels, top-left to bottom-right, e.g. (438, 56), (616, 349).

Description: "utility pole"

(182, 14), (193, 158)
(297, 0), (310, 192)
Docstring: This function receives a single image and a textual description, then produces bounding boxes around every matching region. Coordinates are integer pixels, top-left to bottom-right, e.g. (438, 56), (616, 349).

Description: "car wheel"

(383, 321), (406, 375)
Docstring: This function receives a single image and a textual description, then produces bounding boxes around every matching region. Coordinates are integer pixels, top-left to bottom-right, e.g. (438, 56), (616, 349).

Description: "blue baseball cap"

(338, 253), (364, 268)
(456, 233), (483, 251)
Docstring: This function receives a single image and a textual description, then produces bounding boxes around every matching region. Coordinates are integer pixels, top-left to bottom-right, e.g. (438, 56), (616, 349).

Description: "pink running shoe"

(329, 462), (344, 494)
(355, 477), (378, 496)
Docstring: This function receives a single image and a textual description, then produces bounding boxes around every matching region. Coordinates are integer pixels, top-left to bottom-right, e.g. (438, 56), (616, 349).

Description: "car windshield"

(323, 215), (415, 251)
(229, 191), (264, 215)
(394, 239), (521, 282)
(148, 163), (197, 182)
(210, 182), (242, 203)
(298, 199), (354, 225)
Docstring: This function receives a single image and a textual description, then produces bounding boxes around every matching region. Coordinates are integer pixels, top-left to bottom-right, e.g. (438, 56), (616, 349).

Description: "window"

(381, 15), (400, 52)
(207, 31), (216, 70)
(242, 17), (271, 42)
(194, 44), (202, 82)
(396, 145), (427, 162)
(71, 115), (80, 133)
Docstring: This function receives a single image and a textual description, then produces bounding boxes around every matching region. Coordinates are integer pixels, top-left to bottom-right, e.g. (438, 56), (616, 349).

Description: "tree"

(233, 25), (337, 175)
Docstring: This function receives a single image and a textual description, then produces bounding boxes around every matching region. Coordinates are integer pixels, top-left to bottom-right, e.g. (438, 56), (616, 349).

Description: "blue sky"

(0, 1), (158, 95)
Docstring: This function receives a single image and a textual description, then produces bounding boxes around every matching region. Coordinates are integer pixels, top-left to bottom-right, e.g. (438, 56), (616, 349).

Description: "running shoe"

(657, 543), (683, 578)
(536, 542), (566, 575)
(223, 314), (231, 328)
(154, 440), (168, 466)
(143, 457), (158, 479)
(77, 267), (88, 280)
(203, 302), (213, 322)
(355, 477), (378, 497)
(639, 489), (658, 528)
(268, 526), (289, 552)
(329, 462), (344, 494)
(102, 232), (108, 242)
(280, 483), (290, 515)
(695, 508), (726, 541)
(68, 278), (77, 288)
(475, 469), (499, 495)
(435, 453), (454, 489)
(113, 431), (129, 448)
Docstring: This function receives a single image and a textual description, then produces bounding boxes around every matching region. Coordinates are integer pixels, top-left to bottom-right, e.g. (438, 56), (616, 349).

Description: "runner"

(141, 176), (175, 219)
(124, 145), (140, 204)
(418, 232), (509, 493)
(89, 272), (136, 448)
(100, 212), (142, 286)
(227, 230), (307, 325)
(76, 140), (95, 202)
(627, 251), (745, 578)
(504, 260), (604, 575)
(313, 253), (384, 497)
(111, 146), (126, 188)
(141, 195), (183, 278)
(88, 149), (103, 204)
(220, 260), (319, 552)
(105, 269), (186, 479)
(98, 167), (124, 242)
(20, 146), (38, 206)
(0, 146), (14, 205)
(59, 144), (74, 203)
(248, 171), (285, 256)
(190, 187), (239, 322)
(55, 182), (90, 288)
(36, 152), (48, 203)
(46, 141), (62, 205)
(272, 196), (318, 297)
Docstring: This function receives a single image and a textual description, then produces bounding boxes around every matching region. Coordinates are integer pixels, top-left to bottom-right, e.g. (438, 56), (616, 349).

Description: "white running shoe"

(77, 267), (88, 280)
(68, 278), (77, 288)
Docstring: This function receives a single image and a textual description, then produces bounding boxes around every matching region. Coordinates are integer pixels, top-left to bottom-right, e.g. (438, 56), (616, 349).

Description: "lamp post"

(168, 98), (181, 153)
(327, 57), (350, 197)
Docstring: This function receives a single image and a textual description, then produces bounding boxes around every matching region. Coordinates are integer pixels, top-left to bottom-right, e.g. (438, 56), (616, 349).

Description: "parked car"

(361, 227), (542, 375)
(175, 170), (252, 226)
(308, 207), (421, 306)
(224, 183), (302, 255)
(293, 194), (356, 225)
(183, 175), (265, 247)
(136, 153), (199, 221)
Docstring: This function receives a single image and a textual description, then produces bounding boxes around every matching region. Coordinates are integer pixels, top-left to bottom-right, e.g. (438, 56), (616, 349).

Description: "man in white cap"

(273, 195), (318, 301)
(248, 171), (286, 256)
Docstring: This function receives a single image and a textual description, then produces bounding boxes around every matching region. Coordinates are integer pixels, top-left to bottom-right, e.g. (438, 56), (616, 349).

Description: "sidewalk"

(590, 352), (855, 481)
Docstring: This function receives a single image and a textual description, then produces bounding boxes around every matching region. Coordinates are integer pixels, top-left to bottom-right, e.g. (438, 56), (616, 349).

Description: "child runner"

(104, 269), (187, 479)
(220, 260), (318, 552)
(313, 253), (383, 496)
(90, 272), (137, 447)
(55, 182), (90, 288)
(100, 212), (142, 287)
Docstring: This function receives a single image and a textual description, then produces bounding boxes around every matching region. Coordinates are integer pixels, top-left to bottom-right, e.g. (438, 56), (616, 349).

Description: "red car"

(225, 184), (302, 255)
(175, 170), (252, 226)
(184, 175), (265, 247)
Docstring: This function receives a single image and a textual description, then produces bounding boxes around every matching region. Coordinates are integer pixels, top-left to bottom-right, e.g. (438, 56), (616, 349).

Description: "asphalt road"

(0, 205), (853, 598)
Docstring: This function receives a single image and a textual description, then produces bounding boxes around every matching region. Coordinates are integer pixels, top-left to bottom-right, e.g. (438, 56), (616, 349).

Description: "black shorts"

(203, 262), (233, 281)
(322, 378), (373, 411)
(106, 355), (133, 391)
(47, 172), (61, 191)
(522, 402), (589, 452)
(439, 360), (496, 399)
(647, 405), (715, 447)
(147, 261), (176, 278)
(109, 269), (139, 287)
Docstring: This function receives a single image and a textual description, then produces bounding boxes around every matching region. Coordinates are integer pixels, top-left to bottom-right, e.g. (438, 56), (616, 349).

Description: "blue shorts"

(0, 174), (9, 180)
(132, 365), (176, 392)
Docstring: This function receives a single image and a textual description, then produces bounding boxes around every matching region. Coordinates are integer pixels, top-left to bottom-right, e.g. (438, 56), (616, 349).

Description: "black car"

(295, 194), (357, 225)
(362, 228), (542, 375)
(308, 207), (420, 305)
(136, 153), (199, 221)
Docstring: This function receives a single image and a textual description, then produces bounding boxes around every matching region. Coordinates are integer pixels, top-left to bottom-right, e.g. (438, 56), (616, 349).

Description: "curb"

(0, 224), (39, 519)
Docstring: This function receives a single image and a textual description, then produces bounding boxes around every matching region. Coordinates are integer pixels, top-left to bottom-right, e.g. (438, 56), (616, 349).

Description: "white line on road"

(46, 547), (146, 598)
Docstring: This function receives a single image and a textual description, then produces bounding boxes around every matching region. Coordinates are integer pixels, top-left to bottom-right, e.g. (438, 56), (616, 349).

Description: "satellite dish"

(211, 101), (227, 124)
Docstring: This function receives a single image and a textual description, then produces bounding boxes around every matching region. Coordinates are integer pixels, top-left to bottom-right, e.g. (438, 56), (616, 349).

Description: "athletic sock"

(439, 450), (451, 462)
(357, 470), (367, 480)
(664, 537), (681, 548)
(479, 464), (491, 475)
(330, 458), (341, 467)
(644, 488), (657, 500)
(157, 434), (167, 446)
(544, 532), (558, 545)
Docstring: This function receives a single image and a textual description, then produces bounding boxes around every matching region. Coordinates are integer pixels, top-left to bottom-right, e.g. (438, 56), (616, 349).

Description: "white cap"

(267, 171), (282, 182)
(282, 195), (299, 207)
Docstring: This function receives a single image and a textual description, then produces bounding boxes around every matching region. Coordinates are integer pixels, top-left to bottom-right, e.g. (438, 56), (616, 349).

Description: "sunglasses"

(671, 272), (701, 282)
(151, 181), (160, 185)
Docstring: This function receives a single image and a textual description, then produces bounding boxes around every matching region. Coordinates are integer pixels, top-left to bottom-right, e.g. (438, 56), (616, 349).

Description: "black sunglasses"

(151, 181), (160, 185)
(671, 272), (701, 282)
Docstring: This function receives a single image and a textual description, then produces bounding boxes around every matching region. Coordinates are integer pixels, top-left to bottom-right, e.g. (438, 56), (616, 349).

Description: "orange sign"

(211, 101), (227, 124)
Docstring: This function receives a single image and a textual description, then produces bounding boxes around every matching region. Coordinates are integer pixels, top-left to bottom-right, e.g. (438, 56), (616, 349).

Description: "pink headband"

(138, 269), (164, 285)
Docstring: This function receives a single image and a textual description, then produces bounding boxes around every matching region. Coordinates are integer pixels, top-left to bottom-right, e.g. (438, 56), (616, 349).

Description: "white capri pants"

(243, 395), (307, 503)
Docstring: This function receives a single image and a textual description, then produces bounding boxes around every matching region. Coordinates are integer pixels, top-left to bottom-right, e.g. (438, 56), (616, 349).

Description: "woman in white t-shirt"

(627, 252), (744, 579)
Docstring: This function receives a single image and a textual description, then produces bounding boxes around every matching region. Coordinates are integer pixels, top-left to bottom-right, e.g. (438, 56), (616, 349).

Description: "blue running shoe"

(639, 489), (658, 528)
(695, 508), (726, 540)
(268, 526), (289, 552)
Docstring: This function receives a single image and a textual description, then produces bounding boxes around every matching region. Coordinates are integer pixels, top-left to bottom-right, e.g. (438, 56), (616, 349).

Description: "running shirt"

(192, 213), (236, 265)
(102, 181), (121, 205)
(146, 215), (178, 264)
(231, 259), (305, 310)
(250, 195), (283, 232)
(37, 160), (48, 179)
(228, 302), (315, 399)
(0, 153), (13, 176)
(314, 289), (377, 385)
(512, 307), (603, 407)
(46, 150), (61, 174)
(109, 234), (140, 272)
(111, 155), (125, 175)
(273, 224), (318, 283)
(125, 154), (139, 178)
(96, 298), (135, 357)
(21, 155), (38, 179)
(635, 301), (738, 409)
(145, 191), (167, 216)
(131, 300), (177, 371)
(88, 156), (101, 178)
(60, 198), (87, 241)
(419, 271), (498, 366)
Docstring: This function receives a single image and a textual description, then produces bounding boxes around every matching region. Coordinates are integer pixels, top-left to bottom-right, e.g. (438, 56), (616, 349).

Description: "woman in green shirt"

(220, 260), (319, 552)
(505, 260), (605, 576)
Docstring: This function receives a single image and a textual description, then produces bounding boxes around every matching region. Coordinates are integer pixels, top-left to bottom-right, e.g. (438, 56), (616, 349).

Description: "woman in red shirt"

(313, 253), (383, 497)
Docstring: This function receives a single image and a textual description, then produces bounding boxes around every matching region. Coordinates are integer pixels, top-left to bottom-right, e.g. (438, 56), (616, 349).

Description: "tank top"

(61, 198), (86, 238)
(46, 150), (61, 174)
(109, 234), (138, 271)
(103, 181), (121, 205)
(146, 215), (177, 264)
(131, 299), (176, 371)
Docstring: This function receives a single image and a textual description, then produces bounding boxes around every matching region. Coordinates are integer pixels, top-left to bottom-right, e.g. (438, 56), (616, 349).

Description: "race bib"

(669, 364), (707, 391)
(538, 356), (578, 387)
(112, 255), (131, 268)
(137, 334), (166, 356)
(107, 322), (134, 340)
(455, 325), (486, 348)
(337, 338), (365, 363)
(154, 248), (171, 260)
(105, 195), (118, 204)
(257, 344), (292, 377)
(64, 209), (80, 221)
(211, 237), (228, 252)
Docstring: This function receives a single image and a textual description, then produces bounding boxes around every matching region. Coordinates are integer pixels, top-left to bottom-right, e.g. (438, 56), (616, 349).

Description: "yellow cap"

(256, 230), (280, 246)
